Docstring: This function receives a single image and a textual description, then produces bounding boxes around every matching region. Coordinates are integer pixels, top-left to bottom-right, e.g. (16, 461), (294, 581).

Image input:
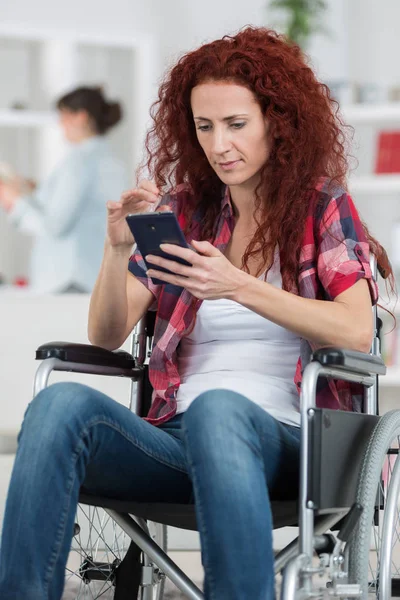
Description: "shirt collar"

(221, 185), (234, 219)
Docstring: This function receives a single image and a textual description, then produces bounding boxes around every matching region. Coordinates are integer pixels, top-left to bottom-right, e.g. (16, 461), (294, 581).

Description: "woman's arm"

(144, 241), (374, 353)
(88, 240), (154, 350)
(233, 274), (373, 352)
(88, 180), (163, 350)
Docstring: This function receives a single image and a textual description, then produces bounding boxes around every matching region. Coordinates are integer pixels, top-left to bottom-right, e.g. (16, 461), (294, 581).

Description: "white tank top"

(176, 252), (301, 427)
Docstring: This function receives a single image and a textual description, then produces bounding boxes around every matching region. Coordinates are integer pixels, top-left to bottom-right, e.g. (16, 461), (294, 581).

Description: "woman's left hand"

(146, 239), (249, 300)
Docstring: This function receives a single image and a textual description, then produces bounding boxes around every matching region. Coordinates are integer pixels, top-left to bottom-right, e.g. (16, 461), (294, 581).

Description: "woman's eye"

(197, 125), (211, 132)
(231, 122), (245, 129)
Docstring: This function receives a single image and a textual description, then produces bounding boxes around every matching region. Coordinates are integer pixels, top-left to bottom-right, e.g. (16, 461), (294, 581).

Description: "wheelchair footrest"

(327, 583), (361, 597)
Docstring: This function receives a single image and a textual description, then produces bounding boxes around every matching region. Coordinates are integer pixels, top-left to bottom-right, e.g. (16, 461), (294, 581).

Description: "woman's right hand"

(106, 179), (167, 249)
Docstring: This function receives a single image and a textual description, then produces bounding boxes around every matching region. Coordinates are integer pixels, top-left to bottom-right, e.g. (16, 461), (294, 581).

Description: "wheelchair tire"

(348, 409), (400, 599)
(64, 504), (167, 599)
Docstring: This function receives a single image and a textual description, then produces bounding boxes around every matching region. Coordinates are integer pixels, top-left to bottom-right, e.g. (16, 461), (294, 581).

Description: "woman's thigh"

(25, 382), (193, 504)
(182, 389), (301, 500)
(81, 411), (193, 503)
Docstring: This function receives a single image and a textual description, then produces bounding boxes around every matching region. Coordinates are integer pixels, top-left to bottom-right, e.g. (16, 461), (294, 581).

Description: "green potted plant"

(268, 0), (328, 49)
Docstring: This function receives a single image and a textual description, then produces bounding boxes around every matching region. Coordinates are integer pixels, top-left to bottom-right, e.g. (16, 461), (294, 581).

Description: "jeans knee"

(182, 390), (255, 456)
(184, 389), (252, 428)
(24, 382), (96, 433)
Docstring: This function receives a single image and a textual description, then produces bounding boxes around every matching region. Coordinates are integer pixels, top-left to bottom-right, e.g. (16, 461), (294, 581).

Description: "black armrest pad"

(36, 342), (135, 370)
(311, 347), (386, 376)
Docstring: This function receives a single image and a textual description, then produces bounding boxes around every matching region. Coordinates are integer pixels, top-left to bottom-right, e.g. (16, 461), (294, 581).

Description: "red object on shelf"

(375, 131), (400, 173)
(13, 277), (28, 287)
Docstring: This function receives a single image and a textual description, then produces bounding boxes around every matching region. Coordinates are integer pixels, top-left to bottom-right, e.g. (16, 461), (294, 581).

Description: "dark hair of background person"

(140, 26), (395, 300)
(56, 86), (123, 135)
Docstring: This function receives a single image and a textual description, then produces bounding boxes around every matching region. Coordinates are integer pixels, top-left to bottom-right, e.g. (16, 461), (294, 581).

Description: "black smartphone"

(126, 212), (192, 285)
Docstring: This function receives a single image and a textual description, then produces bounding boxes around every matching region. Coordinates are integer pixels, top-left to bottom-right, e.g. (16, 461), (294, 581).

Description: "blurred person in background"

(0, 86), (129, 293)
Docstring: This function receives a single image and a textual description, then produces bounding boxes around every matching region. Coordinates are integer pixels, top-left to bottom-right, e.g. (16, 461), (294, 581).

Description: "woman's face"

(58, 108), (92, 143)
(191, 81), (272, 192)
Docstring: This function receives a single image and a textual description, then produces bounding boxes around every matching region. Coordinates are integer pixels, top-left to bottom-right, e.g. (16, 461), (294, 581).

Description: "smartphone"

(126, 212), (192, 285)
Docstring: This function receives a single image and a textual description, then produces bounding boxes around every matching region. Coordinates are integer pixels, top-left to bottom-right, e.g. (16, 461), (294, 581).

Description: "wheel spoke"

(64, 508), (167, 599)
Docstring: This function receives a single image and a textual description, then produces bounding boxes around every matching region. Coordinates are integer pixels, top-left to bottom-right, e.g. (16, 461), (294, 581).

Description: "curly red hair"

(140, 26), (394, 294)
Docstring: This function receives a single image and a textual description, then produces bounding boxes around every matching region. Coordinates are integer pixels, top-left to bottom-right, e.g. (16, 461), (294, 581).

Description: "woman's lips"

(218, 160), (241, 171)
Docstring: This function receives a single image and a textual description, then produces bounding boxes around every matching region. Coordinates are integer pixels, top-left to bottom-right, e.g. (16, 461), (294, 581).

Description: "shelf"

(0, 109), (56, 128)
(349, 174), (400, 194)
(341, 103), (400, 124)
(380, 366), (400, 387)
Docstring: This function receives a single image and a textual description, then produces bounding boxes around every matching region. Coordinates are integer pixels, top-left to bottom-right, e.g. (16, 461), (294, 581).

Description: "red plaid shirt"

(128, 178), (378, 425)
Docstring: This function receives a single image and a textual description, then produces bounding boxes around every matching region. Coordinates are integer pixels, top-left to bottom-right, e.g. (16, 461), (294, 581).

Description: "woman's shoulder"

(311, 176), (354, 223)
(313, 176), (349, 201)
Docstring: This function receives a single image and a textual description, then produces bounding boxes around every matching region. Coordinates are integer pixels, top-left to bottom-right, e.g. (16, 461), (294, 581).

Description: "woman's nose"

(210, 130), (231, 155)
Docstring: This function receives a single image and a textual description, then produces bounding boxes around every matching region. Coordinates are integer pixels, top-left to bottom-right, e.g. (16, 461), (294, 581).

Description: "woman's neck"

(229, 183), (258, 223)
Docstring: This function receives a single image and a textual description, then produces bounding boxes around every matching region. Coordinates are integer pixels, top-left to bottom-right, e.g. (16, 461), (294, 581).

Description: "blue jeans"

(0, 383), (301, 600)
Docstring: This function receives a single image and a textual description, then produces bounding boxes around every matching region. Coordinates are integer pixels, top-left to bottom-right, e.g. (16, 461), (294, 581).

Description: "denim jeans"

(0, 383), (301, 600)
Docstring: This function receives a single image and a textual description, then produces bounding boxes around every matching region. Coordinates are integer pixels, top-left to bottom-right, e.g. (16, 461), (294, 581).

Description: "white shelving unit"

(0, 109), (55, 127)
(342, 103), (400, 388)
(0, 24), (158, 177)
(0, 25), (158, 283)
(349, 174), (400, 194)
(342, 102), (400, 124)
(343, 102), (400, 193)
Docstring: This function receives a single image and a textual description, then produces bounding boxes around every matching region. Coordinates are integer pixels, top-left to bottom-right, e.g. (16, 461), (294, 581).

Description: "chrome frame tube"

(379, 452), (400, 600)
(365, 255), (380, 416)
(105, 509), (204, 600)
(33, 358), (59, 396)
(33, 358), (139, 398)
(299, 361), (375, 587)
(280, 553), (308, 600)
(274, 512), (347, 574)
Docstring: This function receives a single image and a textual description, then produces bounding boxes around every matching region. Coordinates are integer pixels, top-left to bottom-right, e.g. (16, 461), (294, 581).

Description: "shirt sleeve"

(8, 195), (46, 236)
(8, 151), (91, 238)
(128, 244), (161, 304)
(127, 192), (181, 304)
(316, 192), (379, 304)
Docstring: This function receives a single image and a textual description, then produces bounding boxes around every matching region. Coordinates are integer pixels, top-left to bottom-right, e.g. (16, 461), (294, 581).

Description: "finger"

(138, 179), (161, 196)
(146, 269), (191, 288)
(191, 239), (221, 257)
(156, 204), (172, 213)
(145, 254), (194, 275)
(158, 243), (200, 263)
(106, 200), (122, 210)
(120, 190), (158, 206)
(120, 187), (156, 202)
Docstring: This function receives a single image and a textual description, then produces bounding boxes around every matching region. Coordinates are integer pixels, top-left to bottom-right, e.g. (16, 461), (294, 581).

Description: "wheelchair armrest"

(36, 342), (136, 370)
(311, 347), (386, 376)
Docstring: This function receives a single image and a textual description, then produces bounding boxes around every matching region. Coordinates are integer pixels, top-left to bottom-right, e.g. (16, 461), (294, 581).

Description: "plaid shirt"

(128, 178), (379, 425)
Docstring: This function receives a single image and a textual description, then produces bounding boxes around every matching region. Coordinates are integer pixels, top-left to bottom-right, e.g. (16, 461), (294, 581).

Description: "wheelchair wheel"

(348, 410), (400, 599)
(64, 504), (167, 599)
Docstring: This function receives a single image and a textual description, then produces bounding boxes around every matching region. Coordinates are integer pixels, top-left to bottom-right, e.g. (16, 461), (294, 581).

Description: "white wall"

(0, 0), (352, 88)
(349, 0), (400, 89)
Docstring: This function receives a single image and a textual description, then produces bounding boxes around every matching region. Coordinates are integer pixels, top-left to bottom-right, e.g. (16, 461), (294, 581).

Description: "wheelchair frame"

(33, 259), (400, 600)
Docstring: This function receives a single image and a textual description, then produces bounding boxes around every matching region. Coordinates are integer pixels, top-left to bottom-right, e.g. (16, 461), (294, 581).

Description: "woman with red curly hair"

(0, 27), (393, 600)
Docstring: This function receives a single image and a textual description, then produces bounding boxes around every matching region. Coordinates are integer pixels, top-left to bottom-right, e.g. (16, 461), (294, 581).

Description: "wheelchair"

(33, 264), (400, 600)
